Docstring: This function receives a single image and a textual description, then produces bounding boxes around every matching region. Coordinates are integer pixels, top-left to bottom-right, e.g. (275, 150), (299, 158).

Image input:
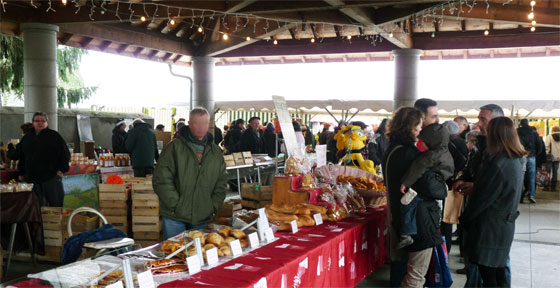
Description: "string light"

(530, 1), (536, 6)
(528, 12), (534, 19)
(222, 34), (228, 40)
(484, 29), (489, 36)
(246, 36), (251, 41)
(140, 16), (147, 22)
(531, 20), (536, 25)
(389, 32), (394, 38)
(346, 35), (352, 40)
(273, 39), (278, 45)
(310, 38), (315, 43)
(61, 0), (67, 6)
(198, 26), (203, 33)
(530, 26), (536, 32)
(170, 19), (176, 25)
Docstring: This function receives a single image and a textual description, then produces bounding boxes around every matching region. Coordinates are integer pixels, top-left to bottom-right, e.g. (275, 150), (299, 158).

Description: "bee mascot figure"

(334, 125), (376, 175)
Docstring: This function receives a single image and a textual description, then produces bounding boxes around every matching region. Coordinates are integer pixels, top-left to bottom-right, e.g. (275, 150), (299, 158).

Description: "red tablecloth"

(161, 208), (387, 288)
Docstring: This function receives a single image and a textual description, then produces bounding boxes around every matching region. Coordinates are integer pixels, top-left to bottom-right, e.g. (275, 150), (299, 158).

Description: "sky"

(3, 50), (558, 108)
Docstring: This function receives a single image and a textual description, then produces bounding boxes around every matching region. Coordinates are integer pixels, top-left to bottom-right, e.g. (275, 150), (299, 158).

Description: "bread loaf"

(219, 244), (232, 256)
(231, 229), (246, 239)
(268, 203), (297, 214)
(188, 231), (205, 245)
(206, 232), (225, 246)
(297, 215), (315, 227)
(302, 203), (328, 215)
(266, 209), (298, 222)
(224, 236), (236, 244)
(218, 226), (232, 238)
(239, 238), (249, 248)
(294, 206), (311, 215)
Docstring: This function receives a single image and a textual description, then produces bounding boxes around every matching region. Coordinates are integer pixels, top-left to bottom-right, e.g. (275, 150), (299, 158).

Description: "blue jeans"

(162, 217), (207, 240)
(401, 196), (420, 235)
(524, 156), (536, 198)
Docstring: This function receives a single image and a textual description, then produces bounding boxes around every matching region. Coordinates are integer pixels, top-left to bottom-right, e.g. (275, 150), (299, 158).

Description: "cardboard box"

(224, 155), (236, 167)
(233, 153), (245, 166)
(242, 152), (253, 164)
(216, 199), (242, 217)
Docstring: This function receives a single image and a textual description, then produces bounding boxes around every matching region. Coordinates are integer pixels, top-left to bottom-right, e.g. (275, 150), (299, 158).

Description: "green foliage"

(0, 34), (96, 108)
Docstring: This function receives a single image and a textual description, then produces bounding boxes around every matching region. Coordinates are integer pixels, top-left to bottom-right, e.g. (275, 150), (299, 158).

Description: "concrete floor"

(2, 188), (559, 287)
(358, 187), (560, 288)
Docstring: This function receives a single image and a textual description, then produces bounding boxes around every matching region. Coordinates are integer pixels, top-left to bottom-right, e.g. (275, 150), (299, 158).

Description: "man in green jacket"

(153, 107), (228, 239)
(125, 119), (159, 177)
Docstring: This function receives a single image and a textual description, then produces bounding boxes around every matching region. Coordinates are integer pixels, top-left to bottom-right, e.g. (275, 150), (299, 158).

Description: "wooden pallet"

(99, 205), (128, 216)
(132, 200), (159, 216)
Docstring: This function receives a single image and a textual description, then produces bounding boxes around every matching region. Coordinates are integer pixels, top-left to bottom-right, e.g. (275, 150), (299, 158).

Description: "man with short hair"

(454, 104), (509, 286)
(18, 112), (70, 207)
(153, 107), (228, 239)
(414, 98), (439, 127)
(240, 116), (265, 154)
(125, 119), (159, 177)
(454, 116), (471, 139)
(517, 118), (542, 203)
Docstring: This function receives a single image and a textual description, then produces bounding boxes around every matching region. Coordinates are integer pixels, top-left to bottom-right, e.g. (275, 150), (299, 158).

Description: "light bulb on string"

(310, 38), (315, 43)
(484, 29), (489, 36)
(273, 39), (278, 45)
(61, 0), (67, 6)
(198, 27), (203, 33)
(140, 16), (147, 22)
(222, 34), (228, 40)
(528, 12), (534, 19)
(170, 19), (176, 25)
(246, 36), (251, 41)
(530, 1), (536, 6)
(531, 20), (536, 26)
(389, 32), (393, 38)
(531, 26), (536, 32)
(431, 31), (435, 38)
(346, 35), (352, 40)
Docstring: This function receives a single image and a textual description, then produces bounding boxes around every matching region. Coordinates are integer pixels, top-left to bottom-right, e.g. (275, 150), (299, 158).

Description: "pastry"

(224, 236), (236, 244)
(297, 215), (315, 227)
(98, 271), (123, 285)
(219, 244), (232, 256)
(151, 265), (188, 275)
(294, 206), (311, 215)
(231, 229), (246, 239)
(203, 243), (217, 251)
(145, 259), (185, 270)
(218, 226), (232, 238)
(188, 231), (205, 245)
(302, 203), (328, 214)
(206, 232), (225, 246)
(266, 209), (298, 222)
(239, 238), (249, 249)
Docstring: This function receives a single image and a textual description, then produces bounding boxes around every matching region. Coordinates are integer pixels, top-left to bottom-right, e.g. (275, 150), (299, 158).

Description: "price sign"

(290, 220), (298, 234)
(248, 232), (260, 249)
(186, 255), (202, 275)
(137, 270), (155, 288)
(206, 247), (219, 266)
(230, 239), (243, 257)
(264, 227), (275, 242)
(313, 213), (323, 225)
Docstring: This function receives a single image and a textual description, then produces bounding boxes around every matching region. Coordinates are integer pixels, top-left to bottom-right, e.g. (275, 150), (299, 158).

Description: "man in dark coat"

(18, 112), (70, 207)
(517, 118), (542, 203)
(240, 116), (264, 154)
(263, 122), (277, 157)
(454, 116), (471, 140)
(125, 119), (159, 177)
(6, 122), (34, 161)
(224, 119), (244, 154)
(112, 119), (127, 154)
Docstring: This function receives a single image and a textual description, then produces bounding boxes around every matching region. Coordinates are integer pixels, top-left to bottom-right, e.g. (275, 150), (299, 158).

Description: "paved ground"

(358, 187), (560, 288)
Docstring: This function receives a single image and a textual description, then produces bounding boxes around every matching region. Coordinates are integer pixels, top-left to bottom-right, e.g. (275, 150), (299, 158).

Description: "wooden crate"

(39, 246), (63, 263)
(134, 231), (162, 247)
(241, 199), (272, 209)
(132, 216), (161, 232)
(44, 230), (69, 246)
(105, 215), (128, 235)
(99, 205), (128, 216)
(41, 207), (99, 235)
(241, 184), (273, 201)
(98, 184), (128, 201)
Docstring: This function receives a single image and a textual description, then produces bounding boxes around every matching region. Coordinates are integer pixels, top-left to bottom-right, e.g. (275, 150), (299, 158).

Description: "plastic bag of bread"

(300, 173), (316, 190)
(333, 183), (349, 205)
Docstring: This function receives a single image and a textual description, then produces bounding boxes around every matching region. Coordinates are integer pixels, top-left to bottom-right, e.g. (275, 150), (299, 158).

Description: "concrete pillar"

(392, 49), (422, 112)
(21, 23), (60, 130)
(192, 56), (216, 131)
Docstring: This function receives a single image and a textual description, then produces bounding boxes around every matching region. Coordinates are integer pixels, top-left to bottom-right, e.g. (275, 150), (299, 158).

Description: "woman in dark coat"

(263, 122), (277, 157)
(460, 117), (525, 287)
(112, 119), (127, 154)
(382, 107), (448, 288)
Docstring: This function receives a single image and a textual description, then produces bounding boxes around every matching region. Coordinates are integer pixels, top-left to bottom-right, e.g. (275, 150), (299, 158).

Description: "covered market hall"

(1, 0), (560, 287)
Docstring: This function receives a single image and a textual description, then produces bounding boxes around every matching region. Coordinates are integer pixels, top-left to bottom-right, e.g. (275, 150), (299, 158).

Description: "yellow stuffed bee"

(334, 126), (376, 175)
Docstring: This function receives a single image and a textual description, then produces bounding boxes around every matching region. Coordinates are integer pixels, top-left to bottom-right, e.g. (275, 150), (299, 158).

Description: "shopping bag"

(426, 236), (453, 288)
(536, 169), (550, 187)
(443, 190), (463, 224)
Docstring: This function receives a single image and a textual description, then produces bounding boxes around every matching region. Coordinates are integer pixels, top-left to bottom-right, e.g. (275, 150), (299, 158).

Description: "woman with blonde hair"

(544, 126), (560, 191)
(460, 116), (526, 287)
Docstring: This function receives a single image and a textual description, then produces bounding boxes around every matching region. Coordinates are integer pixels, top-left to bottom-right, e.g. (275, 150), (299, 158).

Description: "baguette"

(302, 203), (328, 215)
(297, 215), (315, 227)
(266, 209), (298, 222)
(294, 205), (311, 215)
(267, 203), (297, 214)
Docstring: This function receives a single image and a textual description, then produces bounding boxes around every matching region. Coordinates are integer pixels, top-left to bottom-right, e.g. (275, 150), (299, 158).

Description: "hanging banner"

(272, 96), (301, 156)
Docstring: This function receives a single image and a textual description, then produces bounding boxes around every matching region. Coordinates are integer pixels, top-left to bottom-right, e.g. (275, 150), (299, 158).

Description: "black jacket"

(18, 128), (70, 183)
(460, 153), (523, 267)
(448, 134), (469, 177)
(112, 126), (127, 154)
(224, 126), (243, 154)
(7, 142), (21, 160)
(214, 127), (223, 146)
(459, 135), (487, 182)
(368, 132), (389, 166)
(263, 128), (277, 157)
(517, 126), (541, 157)
(383, 135), (447, 253)
(240, 126), (264, 154)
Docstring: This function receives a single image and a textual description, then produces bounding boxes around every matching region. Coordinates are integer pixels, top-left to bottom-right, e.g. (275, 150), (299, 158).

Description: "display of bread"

(188, 231), (206, 245)
(145, 259), (186, 270)
(267, 203), (297, 214)
(98, 270), (123, 285)
(337, 175), (385, 191)
(203, 243), (217, 251)
(224, 236), (236, 244)
(265, 202), (330, 231)
(205, 232), (225, 246)
(302, 203), (327, 214)
(294, 206), (311, 215)
(239, 238), (249, 249)
(266, 209), (298, 222)
(219, 244), (232, 256)
(151, 264), (188, 275)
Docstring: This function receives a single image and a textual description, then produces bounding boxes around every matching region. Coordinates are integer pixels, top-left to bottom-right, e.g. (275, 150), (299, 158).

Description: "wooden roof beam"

(116, 44), (129, 54)
(59, 33), (73, 45)
(81, 37), (93, 48)
(323, 0), (412, 48)
(203, 22), (297, 57)
(441, 4), (560, 28)
(98, 40), (111, 51)
(289, 28), (297, 39)
(58, 23), (194, 56)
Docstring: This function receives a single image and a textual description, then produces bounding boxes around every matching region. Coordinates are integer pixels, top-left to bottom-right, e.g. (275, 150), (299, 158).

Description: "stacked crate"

(241, 184), (273, 209)
(98, 184), (130, 236)
(131, 183), (162, 247)
(39, 207), (99, 262)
